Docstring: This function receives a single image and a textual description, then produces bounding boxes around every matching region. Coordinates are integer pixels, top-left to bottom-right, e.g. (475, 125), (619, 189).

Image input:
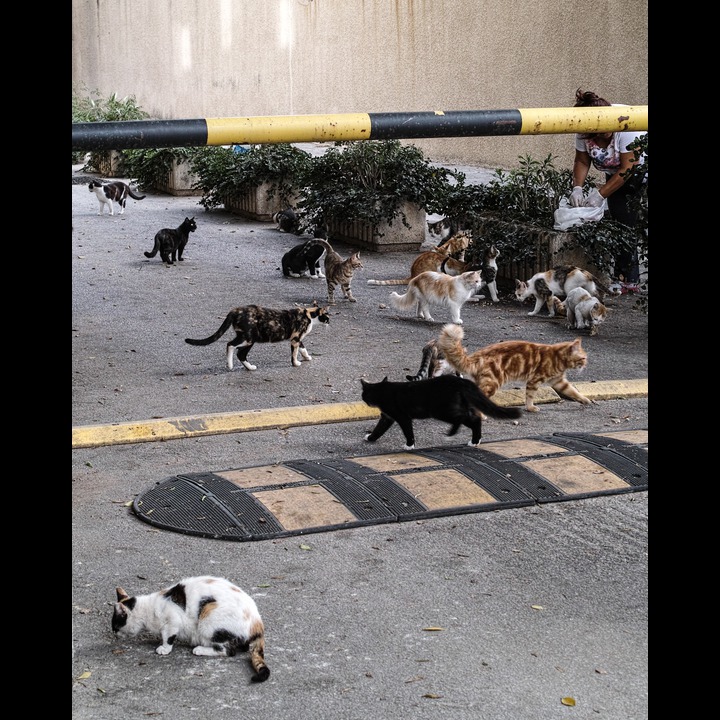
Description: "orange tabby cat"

(437, 323), (592, 412)
(366, 230), (474, 287)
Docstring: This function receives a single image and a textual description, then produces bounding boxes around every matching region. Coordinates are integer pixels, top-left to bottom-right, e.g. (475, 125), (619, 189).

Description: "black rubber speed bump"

(132, 429), (647, 541)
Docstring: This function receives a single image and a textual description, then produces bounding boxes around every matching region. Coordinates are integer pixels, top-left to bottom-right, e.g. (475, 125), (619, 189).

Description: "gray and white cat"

(112, 576), (270, 682)
(390, 270), (481, 324)
(88, 180), (146, 216)
(564, 287), (607, 336)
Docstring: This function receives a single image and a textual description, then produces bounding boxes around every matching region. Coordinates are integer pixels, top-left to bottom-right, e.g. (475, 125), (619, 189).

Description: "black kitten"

(360, 374), (521, 449)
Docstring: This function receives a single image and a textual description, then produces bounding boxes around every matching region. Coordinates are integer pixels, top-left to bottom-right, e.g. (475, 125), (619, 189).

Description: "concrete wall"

(71, 0), (648, 172)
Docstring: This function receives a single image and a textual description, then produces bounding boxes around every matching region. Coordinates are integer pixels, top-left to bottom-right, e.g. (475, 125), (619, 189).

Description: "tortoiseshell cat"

(515, 265), (617, 316)
(144, 216), (197, 265)
(405, 338), (457, 382)
(313, 239), (364, 304)
(185, 302), (329, 370)
(88, 180), (145, 216)
(437, 323), (592, 412)
(361, 374), (520, 449)
(390, 270), (481, 324)
(272, 207), (301, 234)
(112, 576), (269, 682)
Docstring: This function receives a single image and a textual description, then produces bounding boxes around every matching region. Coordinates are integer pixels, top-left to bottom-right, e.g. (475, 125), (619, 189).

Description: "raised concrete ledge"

(71, 379), (648, 450)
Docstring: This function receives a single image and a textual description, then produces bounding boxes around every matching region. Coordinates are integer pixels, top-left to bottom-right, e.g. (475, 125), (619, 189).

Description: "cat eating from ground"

(281, 239), (326, 279)
(360, 374), (521, 449)
(564, 286), (607, 336)
(390, 270), (481, 324)
(272, 207), (301, 234)
(185, 302), (329, 370)
(437, 323), (592, 412)
(88, 180), (146, 216)
(313, 239), (364, 304)
(144, 217), (197, 265)
(515, 265), (617, 316)
(112, 576), (269, 682)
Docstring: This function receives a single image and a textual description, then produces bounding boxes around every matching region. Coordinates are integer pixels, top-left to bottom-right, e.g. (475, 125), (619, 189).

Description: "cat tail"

(437, 323), (472, 375)
(467, 384), (522, 420)
(312, 239), (334, 255)
(144, 239), (160, 258)
(389, 287), (418, 311)
(184, 313), (235, 345)
(249, 631), (270, 682)
(591, 275), (621, 298)
(127, 188), (146, 200)
(367, 277), (411, 286)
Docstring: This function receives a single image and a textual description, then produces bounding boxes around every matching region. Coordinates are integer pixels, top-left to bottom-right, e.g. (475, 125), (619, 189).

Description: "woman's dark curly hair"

(574, 88), (611, 107)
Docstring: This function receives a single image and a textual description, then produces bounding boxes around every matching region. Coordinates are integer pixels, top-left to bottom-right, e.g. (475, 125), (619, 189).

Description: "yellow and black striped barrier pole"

(72, 106), (648, 151)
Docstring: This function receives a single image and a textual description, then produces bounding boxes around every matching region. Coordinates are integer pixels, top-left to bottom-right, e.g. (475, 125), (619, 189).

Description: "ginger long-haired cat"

(437, 324), (592, 412)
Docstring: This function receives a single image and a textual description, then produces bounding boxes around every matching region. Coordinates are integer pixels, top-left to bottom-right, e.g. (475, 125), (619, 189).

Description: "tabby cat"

(313, 239), (363, 304)
(88, 180), (145, 216)
(112, 576), (269, 682)
(390, 270), (481, 324)
(515, 265), (616, 316)
(564, 287), (607, 336)
(437, 323), (592, 412)
(366, 231), (474, 287)
(427, 217), (461, 246)
(281, 239), (326, 279)
(360, 374), (521, 449)
(185, 302), (329, 370)
(144, 216), (197, 265)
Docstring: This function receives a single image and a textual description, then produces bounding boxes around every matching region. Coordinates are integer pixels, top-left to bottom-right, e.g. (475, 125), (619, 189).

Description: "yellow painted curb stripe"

(519, 106), (648, 135)
(72, 379), (647, 450)
(206, 114), (372, 145)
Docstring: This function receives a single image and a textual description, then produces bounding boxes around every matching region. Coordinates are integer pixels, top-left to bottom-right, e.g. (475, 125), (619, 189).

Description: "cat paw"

(403, 444), (416, 450)
(241, 362), (257, 371)
(526, 406), (540, 413)
(292, 360), (302, 367)
(467, 441), (481, 447)
(156, 645), (173, 655)
(364, 433), (375, 442)
(348, 297), (357, 302)
(453, 319), (463, 324)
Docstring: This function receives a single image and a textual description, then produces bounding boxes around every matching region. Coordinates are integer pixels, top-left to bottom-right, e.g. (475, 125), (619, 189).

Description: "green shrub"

(122, 147), (203, 192)
(190, 144), (313, 211)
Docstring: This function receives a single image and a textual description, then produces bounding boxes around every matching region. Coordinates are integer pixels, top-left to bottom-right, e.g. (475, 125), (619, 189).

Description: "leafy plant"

(190, 144), (313, 211)
(122, 147), (203, 192)
(297, 140), (459, 235)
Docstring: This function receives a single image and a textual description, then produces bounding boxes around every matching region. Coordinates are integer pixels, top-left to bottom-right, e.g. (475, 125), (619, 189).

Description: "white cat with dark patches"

(390, 270), (481, 324)
(112, 576), (270, 682)
(88, 180), (146, 215)
(515, 265), (617, 317)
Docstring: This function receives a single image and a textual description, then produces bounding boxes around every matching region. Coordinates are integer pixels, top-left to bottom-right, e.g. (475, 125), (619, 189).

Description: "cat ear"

(116, 587), (130, 602)
(381, 376), (389, 383)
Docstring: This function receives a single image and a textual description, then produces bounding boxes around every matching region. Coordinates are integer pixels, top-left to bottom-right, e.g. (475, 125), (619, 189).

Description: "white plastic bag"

(553, 197), (607, 231)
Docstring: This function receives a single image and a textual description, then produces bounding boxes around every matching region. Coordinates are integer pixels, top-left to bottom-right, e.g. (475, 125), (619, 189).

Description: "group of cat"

(113, 214), (609, 679)
(89, 180), (197, 266)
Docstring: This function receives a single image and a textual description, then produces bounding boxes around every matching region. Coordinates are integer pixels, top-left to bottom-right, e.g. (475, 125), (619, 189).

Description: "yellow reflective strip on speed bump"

(205, 114), (372, 145)
(519, 105), (648, 135)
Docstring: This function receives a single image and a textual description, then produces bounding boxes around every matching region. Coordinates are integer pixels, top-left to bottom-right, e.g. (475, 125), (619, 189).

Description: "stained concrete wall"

(71, 0), (648, 171)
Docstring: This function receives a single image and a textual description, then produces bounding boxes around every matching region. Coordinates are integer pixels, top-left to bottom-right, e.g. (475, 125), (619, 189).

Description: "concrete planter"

(223, 183), (292, 221)
(327, 202), (426, 253)
(95, 150), (126, 177)
(153, 159), (201, 197)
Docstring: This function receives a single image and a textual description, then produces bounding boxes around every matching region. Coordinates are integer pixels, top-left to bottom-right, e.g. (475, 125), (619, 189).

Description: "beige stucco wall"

(71, 0), (648, 172)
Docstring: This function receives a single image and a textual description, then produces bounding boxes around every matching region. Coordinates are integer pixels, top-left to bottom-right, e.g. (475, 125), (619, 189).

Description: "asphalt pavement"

(72, 166), (648, 720)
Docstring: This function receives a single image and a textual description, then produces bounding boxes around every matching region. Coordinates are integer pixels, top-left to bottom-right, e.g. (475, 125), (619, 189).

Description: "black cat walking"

(360, 374), (521, 449)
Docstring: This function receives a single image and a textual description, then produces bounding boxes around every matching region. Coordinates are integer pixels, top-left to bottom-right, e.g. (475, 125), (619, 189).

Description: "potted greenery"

(123, 147), (204, 196)
(439, 151), (647, 302)
(298, 140), (458, 252)
(190, 143), (313, 220)
(72, 87), (150, 175)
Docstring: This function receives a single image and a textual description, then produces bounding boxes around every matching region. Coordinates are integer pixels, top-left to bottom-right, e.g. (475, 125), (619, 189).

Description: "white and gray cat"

(563, 287), (607, 336)
(89, 180), (146, 216)
(112, 575), (270, 682)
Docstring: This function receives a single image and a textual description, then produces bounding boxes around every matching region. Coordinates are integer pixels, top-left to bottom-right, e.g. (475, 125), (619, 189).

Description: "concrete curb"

(71, 378), (647, 449)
